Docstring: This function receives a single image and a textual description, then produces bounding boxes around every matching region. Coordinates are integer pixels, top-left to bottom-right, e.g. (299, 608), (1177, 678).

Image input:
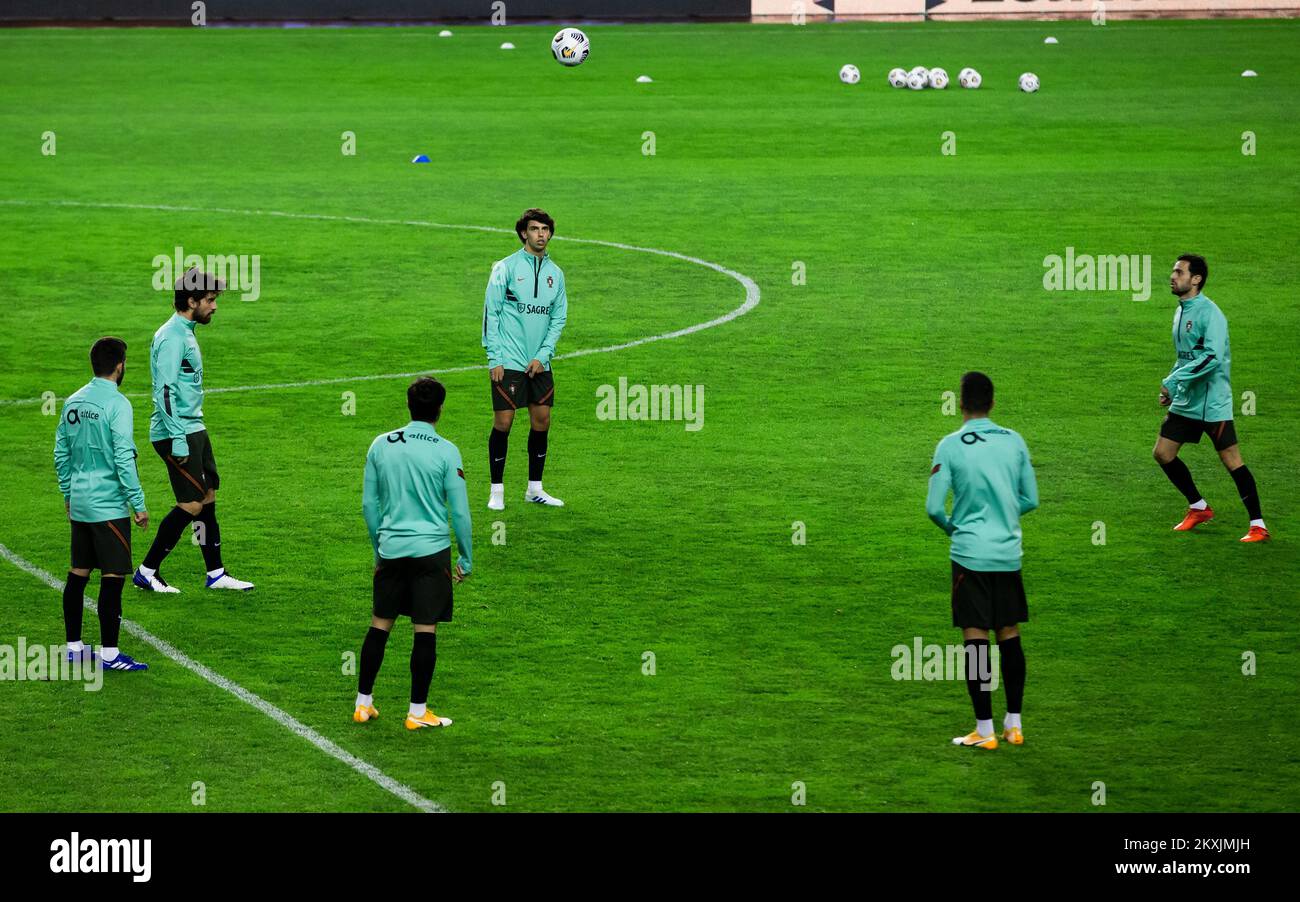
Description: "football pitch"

(1, 19), (1297, 813)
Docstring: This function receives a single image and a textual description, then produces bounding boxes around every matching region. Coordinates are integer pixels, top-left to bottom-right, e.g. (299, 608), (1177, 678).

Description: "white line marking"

(0, 542), (444, 814)
(0, 199), (761, 406)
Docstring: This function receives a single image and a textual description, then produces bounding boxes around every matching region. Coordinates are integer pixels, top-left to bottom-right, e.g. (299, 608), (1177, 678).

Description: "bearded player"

(133, 268), (255, 593)
(1153, 254), (1269, 543)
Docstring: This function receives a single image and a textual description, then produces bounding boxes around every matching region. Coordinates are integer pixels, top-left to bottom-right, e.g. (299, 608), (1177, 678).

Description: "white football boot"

(206, 569), (255, 591)
(524, 482), (564, 507)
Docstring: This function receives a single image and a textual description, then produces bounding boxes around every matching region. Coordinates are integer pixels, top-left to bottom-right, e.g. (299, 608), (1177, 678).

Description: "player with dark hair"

(354, 377), (473, 729)
(133, 267), (255, 593)
(1154, 254), (1269, 542)
(481, 207), (568, 510)
(926, 372), (1038, 750)
(54, 337), (151, 671)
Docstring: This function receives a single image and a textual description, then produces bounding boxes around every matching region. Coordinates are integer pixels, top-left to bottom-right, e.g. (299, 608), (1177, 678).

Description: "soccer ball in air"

(839, 64), (861, 84)
(906, 70), (927, 90)
(929, 67), (949, 89)
(959, 68), (982, 89)
(888, 67), (908, 88)
(1018, 72), (1040, 93)
(551, 28), (589, 67)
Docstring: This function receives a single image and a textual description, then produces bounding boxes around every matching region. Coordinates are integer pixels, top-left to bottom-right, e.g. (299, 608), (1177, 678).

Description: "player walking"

(54, 337), (151, 671)
(926, 372), (1038, 751)
(482, 208), (568, 510)
(354, 378), (473, 730)
(1154, 254), (1269, 542)
(133, 268), (254, 593)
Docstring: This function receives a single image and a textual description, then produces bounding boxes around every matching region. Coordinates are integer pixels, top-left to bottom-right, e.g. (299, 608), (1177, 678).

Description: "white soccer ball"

(959, 68), (982, 89)
(839, 64), (861, 85)
(1018, 71), (1040, 93)
(929, 67), (949, 89)
(888, 67), (908, 88)
(551, 28), (589, 67)
(909, 66), (929, 87)
(906, 70), (927, 90)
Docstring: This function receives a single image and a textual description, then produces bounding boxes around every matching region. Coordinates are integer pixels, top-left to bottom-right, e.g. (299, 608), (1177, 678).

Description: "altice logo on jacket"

(151, 246), (261, 301)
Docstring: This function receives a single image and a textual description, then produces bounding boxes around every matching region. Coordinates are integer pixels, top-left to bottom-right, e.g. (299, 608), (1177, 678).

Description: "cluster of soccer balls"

(838, 65), (1039, 92)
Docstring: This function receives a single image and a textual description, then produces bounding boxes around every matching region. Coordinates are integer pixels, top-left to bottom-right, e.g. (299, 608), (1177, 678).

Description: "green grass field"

(1, 19), (1297, 813)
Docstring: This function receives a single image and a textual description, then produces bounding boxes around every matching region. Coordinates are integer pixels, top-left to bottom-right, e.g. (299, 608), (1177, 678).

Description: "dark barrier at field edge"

(1, 0), (750, 23)
(749, 0), (1300, 20)
(921, 0), (1300, 19)
(8, 0), (1297, 23)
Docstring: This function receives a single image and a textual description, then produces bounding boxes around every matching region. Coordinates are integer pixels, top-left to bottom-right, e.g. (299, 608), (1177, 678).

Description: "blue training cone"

(411, 154), (431, 163)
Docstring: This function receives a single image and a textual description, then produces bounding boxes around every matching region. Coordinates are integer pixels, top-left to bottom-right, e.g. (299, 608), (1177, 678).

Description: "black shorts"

(951, 561), (1028, 630)
(491, 368), (555, 411)
(372, 549), (454, 625)
(153, 429), (219, 504)
(71, 519), (133, 574)
(1160, 413), (1238, 451)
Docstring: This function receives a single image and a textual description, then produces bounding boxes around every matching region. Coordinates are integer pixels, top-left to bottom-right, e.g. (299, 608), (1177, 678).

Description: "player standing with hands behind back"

(482, 208), (568, 510)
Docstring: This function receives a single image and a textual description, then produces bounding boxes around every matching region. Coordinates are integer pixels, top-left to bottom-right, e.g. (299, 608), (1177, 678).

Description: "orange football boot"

(1173, 507), (1214, 531)
(405, 710), (453, 730)
(952, 730), (998, 750)
(1240, 525), (1271, 543)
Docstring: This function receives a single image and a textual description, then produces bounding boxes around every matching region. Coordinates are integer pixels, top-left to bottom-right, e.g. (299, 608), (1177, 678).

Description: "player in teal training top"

(54, 337), (151, 671)
(482, 207), (568, 510)
(927, 372), (1038, 751)
(134, 268), (254, 594)
(354, 377), (472, 730)
(1153, 254), (1269, 542)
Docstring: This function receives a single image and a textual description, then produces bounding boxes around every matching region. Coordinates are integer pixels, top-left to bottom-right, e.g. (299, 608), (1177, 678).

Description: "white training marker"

(1241, 69), (1258, 77)
(1044, 36), (1058, 44)
(500, 42), (515, 50)
(636, 75), (653, 83)
(439, 30), (452, 37)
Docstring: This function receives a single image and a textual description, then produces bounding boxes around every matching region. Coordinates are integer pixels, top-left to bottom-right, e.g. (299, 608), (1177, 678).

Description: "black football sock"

(97, 576), (124, 649)
(1159, 458), (1203, 505)
(196, 502), (224, 572)
(488, 428), (510, 484)
(358, 626), (390, 696)
(63, 572), (90, 643)
(143, 506), (196, 571)
(410, 632), (437, 706)
(998, 636), (1026, 717)
(964, 639), (994, 722)
(1229, 465), (1263, 521)
(528, 429), (548, 482)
